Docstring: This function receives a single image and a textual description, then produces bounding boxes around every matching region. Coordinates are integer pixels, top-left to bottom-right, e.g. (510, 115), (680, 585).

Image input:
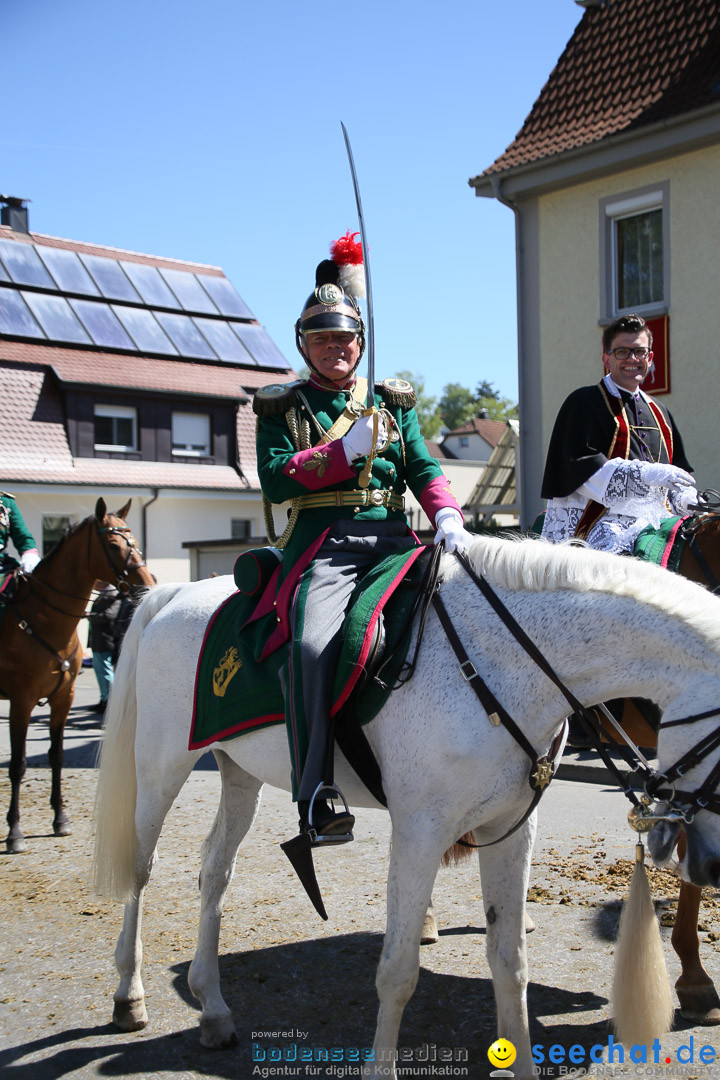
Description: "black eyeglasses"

(607, 347), (651, 361)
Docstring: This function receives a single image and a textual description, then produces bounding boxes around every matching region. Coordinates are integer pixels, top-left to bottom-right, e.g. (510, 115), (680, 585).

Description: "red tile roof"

(0, 340), (298, 398)
(0, 360), (264, 490)
(473, 0), (720, 180)
(443, 417), (507, 447)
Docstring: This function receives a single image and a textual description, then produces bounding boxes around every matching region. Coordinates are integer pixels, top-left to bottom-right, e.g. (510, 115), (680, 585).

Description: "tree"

(439, 383), (478, 431)
(475, 379), (519, 421)
(393, 370), (443, 439)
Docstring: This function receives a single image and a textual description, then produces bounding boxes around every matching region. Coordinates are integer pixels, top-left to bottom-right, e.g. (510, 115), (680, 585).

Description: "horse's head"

(94, 498), (155, 599)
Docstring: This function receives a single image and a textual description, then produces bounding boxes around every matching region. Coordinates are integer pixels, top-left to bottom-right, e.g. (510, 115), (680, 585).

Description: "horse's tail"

(611, 848), (675, 1045)
(92, 584), (185, 900)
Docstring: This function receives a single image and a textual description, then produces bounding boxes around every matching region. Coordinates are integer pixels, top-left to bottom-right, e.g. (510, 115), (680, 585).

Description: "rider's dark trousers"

(281, 519), (416, 803)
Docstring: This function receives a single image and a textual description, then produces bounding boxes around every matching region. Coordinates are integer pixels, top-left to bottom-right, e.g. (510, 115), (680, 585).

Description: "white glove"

(637, 463), (695, 489)
(669, 486), (700, 516)
(433, 509), (475, 555)
(343, 413), (388, 463)
(20, 548), (40, 572)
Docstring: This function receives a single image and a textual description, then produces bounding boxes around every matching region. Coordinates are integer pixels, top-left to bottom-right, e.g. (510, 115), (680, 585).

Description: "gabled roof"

(442, 417), (507, 448)
(472, 0), (720, 182)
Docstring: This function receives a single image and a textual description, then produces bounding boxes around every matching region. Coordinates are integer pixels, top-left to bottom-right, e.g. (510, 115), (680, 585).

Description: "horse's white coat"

(93, 537), (720, 1079)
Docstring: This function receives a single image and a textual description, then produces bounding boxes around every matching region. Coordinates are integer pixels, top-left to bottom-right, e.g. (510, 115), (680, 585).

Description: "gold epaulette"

(0, 491), (16, 499)
(375, 378), (417, 409)
(253, 379), (305, 417)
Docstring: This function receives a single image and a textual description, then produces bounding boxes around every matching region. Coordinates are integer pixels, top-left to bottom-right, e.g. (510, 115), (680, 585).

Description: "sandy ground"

(1, 681), (720, 1080)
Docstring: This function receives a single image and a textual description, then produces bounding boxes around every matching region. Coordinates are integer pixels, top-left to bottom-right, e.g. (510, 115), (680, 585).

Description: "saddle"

(190, 545), (430, 761)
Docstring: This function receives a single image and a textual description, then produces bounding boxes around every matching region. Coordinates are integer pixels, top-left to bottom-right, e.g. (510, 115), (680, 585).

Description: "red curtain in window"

(641, 315), (670, 395)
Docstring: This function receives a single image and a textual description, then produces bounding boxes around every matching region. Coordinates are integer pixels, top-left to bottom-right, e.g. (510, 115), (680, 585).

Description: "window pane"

(120, 261), (181, 308)
(35, 246), (100, 295)
(112, 305), (178, 354)
(94, 414), (115, 445)
(159, 269), (220, 314)
(42, 515), (72, 556)
(0, 288), (46, 337)
(197, 274), (253, 317)
(0, 238), (56, 287)
(155, 312), (217, 359)
(79, 254), (141, 301)
(22, 292), (92, 344)
(231, 322), (289, 369)
(172, 411), (210, 455)
(94, 404), (137, 449)
(192, 317), (253, 362)
(69, 299), (135, 349)
(616, 209), (663, 309)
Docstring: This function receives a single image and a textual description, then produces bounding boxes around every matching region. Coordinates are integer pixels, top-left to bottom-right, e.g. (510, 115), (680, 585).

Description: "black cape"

(541, 382), (693, 500)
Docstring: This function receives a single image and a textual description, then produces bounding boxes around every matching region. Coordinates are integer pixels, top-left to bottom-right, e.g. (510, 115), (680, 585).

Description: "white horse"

(93, 537), (720, 1080)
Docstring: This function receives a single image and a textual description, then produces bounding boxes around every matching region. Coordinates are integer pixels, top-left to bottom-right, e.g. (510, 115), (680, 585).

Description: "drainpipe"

(490, 176), (527, 528)
(141, 488), (159, 560)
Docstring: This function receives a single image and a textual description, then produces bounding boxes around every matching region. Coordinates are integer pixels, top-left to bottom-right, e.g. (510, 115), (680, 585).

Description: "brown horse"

(598, 505), (720, 1025)
(1, 497), (154, 854)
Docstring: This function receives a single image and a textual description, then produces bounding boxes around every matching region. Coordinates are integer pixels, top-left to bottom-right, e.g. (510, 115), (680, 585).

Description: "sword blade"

(341, 122), (375, 408)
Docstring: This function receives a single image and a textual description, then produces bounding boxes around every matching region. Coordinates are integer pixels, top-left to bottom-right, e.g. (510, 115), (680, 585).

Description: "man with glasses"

(540, 313), (696, 552)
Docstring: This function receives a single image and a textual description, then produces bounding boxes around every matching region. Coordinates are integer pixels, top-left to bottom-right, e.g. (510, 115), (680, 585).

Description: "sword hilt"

(358, 407), (379, 489)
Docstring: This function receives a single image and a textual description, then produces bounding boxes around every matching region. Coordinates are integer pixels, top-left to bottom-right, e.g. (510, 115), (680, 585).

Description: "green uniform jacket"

(0, 493), (37, 566)
(251, 378), (461, 659)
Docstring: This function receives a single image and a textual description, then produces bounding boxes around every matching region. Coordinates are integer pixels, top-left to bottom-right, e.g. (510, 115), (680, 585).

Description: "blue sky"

(3, 0), (582, 402)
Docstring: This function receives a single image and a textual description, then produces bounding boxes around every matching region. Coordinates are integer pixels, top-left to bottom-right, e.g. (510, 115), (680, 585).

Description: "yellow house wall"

(537, 143), (720, 493)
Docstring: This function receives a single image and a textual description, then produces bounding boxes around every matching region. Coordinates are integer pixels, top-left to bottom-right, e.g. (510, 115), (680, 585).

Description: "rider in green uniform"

(0, 492), (40, 574)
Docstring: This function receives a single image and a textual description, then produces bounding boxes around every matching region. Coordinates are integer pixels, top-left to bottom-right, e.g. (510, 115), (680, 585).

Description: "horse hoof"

(113, 998), (148, 1031)
(199, 1015), (238, 1049)
(420, 911), (439, 945)
(6, 835), (27, 854)
(53, 821), (72, 837)
(677, 984), (720, 1025)
(525, 910), (536, 933)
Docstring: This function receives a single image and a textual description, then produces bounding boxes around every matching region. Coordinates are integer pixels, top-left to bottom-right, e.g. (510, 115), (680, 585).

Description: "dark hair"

(602, 314), (653, 352)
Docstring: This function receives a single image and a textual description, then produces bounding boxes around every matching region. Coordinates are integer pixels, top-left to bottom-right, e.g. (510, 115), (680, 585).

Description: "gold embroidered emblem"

(212, 647), (243, 698)
(302, 450), (329, 479)
(530, 758), (554, 791)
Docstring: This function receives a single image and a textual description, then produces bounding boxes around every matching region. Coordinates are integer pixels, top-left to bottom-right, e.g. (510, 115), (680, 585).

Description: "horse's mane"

(444, 534), (720, 644)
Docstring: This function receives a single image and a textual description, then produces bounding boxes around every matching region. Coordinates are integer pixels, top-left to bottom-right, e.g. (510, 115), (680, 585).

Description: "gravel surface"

(2, 681), (720, 1080)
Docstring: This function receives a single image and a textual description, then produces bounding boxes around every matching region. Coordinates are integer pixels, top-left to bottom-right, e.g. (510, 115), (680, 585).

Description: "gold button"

(273, 600), (277, 606)
(289, 468), (296, 475)
(353, 506), (360, 513)
(277, 616), (281, 622)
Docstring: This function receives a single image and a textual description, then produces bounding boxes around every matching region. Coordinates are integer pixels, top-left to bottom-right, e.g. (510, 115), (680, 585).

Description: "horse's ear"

(117, 500), (132, 520)
(95, 498), (107, 523)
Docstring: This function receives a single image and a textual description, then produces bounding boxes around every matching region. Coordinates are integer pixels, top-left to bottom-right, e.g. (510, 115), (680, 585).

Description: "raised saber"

(341, 122), (375, 410)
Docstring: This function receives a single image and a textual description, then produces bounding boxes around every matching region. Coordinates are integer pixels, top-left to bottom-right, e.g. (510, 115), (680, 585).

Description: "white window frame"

(171, 411), (211, 457)
(599, 181), (669, 322)
(94, 403), (138, 452)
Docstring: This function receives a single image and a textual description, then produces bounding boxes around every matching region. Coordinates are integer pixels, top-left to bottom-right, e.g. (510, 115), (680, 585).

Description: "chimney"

(0, 195), (30, 233)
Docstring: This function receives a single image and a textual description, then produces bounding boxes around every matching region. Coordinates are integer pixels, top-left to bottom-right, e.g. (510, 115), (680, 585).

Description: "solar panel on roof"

(159, 269), (220, 315)
(197, 275), (253, 317)
(35, 246), (100, 296)
(79, 254), (141, 302)
(192, 317), (255, 363)
(0, 287), (46, 338)
(120, 262), (181, 309)
(231, 322), (289, 369)
(69, 299), (135, 350)
(0, 239), (55, 288)
(23, 292), (93, 344)
(0, 258), (10, 282)
(111, 305), (178, 354)
(155, 312), (218, 359)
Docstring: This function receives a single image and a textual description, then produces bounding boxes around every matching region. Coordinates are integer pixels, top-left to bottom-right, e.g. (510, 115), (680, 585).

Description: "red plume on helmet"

(330, 230), (366, 301)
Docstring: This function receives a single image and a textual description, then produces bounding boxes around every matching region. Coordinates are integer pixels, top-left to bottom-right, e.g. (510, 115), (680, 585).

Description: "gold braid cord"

(260, 408), (310, 549)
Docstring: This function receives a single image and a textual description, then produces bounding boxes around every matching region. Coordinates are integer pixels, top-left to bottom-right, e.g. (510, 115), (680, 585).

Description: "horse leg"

(370, 821), (446, 1079)
(672, 834), (720, 1023)
(48, 689), (73, 837)
(113, 754), (196, 1031)
(421, 901), (439, 945)
(6, 701), (30, 853)
(188, 751), (263, 1049)
(478, 818), (536, 1080)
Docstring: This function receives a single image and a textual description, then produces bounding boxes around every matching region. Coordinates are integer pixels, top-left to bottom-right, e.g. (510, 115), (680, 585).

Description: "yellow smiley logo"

(488, 1038), (517, 1069)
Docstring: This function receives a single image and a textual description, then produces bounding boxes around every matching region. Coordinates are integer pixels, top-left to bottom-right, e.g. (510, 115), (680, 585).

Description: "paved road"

(1, 679), (719, 1080)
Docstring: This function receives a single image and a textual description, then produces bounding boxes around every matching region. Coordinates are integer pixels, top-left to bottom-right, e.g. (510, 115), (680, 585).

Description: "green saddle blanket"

(189, 545), (426, 750)
(633, 516), (686, 572)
